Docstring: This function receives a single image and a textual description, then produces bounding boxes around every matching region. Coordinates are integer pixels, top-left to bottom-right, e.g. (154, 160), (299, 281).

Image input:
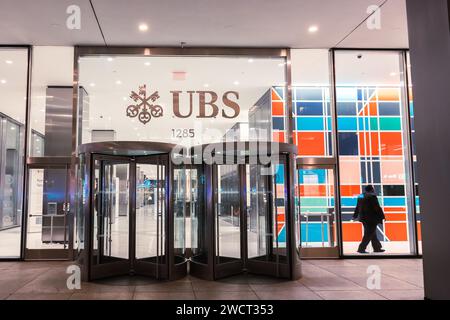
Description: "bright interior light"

(89, 83), (95, 87)
(5, 60), (13, 64)
(248, 58), (254, 63)
(144, 62), (151, 66)
(233, 81), (239, 85)
(115, 80), (122, 85)
(139, 23), (149, 32)
(107, 57), (114, 62)
(308, 25), (319, 33)
(0, 79), (6, 84)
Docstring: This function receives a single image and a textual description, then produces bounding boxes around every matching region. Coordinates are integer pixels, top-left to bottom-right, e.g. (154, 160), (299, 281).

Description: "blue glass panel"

(379, 102), (401, 116)
(383, 197), (406, 206)
(296, 117), (324, 131)
(337, 102), (357, 115)
(299, 169), (326, 184)
(301, 223), (329, 242)
(338, 117), (358, 131)
(274, 86), (285, 99)
(341, 197), (358, 207)
(296, 101), (324, 115)
(338, 132), (359, 155)
(272, 117), (284, 130)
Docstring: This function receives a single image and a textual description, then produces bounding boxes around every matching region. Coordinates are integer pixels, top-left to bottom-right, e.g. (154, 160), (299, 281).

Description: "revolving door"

(189, 142), (302, 280)
(77, 142), (187, 281)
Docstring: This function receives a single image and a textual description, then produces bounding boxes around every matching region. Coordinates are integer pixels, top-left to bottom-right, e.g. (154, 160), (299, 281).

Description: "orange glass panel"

(384, 222), (408, 241)
(340, 185), (361, 197)
(272, 101), (284, 116)
(380, 132), (403, 156)
(342, 222), (363, 241)
(296, 132), (325, 156)
(301, 185), (327, 197)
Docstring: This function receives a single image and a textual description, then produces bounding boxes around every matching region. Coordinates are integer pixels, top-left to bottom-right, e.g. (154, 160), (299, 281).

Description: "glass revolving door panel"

(90, 156), (130, 279)
(134, 155), (168, 279)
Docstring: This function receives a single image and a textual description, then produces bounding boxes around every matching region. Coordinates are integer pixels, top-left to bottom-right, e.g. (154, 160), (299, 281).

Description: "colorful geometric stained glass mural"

(269, 86), (416, 253)
(336, 86), (413, 253)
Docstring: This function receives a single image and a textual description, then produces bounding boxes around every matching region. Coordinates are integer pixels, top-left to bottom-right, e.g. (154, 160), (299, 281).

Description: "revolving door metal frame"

(77, 141), (187, 281)
(189, 142), (301, 281)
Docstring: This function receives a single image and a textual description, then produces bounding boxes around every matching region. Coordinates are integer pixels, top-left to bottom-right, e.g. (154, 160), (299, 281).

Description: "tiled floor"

(0, 259), (424, 300)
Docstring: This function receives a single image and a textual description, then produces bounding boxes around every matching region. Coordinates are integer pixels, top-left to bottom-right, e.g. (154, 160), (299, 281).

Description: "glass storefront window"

(29, 47), (74, 157)
(335, 50), (416, 255)
(0, 47), (28, 258)
(77, 55), (286, 147)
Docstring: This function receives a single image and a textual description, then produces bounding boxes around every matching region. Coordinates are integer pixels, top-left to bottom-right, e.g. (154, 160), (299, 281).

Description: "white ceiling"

(0, 0), (409, 48)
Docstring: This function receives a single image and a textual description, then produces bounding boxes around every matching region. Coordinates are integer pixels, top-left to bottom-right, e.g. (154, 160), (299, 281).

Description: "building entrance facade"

(0, 47), (422, 271)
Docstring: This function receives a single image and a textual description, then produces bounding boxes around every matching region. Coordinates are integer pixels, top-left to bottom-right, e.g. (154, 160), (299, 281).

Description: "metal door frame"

(296, 162), (341, 258)
(23, 157), (72, 260)
(88, 153), (173, 280)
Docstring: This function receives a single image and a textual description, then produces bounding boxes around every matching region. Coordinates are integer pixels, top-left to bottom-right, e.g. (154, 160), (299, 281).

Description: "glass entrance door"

(134, 155), (168, 279)
(297, 165), (340, 258)
(90, 156), (131, 279)
(212, 157), (297, 279)
(24, 165), (71, 259)
(90, 154), (170, 280)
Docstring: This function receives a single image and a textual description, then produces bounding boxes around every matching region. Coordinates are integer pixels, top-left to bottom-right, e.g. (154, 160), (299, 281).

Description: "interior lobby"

(0, 0), (449, 301)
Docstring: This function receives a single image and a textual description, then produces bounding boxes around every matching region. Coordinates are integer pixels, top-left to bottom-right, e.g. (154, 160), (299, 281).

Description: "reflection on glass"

(173, 167), (186, 263)
(95, 162), (129, 263)
(26, 168), (68, 249)
(247, 164), (270, 258)
(135, 162), (165, 261)
(216, 165), (241, 262)
(0, 117), (24, 257)
(190, 166), (207, 264)
(298, 168), (336, 248)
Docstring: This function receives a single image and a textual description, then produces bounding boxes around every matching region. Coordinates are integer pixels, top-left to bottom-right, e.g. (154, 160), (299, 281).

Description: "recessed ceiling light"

(144, 62), (151, 66)
(107, 57), (114, 62)
(5, 60), (13, 64)
(248, 58), (254, 63)
(203, 83), (209, 88)
(115, 80), (122, 85)
(139, 23), (149, 32)
(0, 79), (6, 84)
(89, 83), (95, 87)
(308, 25), (319, 33)
(233, 81), (239, 85)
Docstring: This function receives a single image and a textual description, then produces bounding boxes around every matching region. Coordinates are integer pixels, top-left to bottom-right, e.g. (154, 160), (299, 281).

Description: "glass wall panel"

(335, 51), (416, 255)
(26, 168), (69, 249)
(289, 49), (333, 157)
(215, 165), (241, 262)
(29, 47), (74, 157)
(190, 165), (207, 264)
(0, 48), (28, 258)
(136, 162), (165, 260)
(298, 167), (337, 248)
(407, 52), (422, 254)
(78, 55), (286, 147)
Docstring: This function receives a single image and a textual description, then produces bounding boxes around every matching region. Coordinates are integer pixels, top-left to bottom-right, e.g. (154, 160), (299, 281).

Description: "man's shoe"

(374, 249), (386, 253)
(357, 250), (368, 254)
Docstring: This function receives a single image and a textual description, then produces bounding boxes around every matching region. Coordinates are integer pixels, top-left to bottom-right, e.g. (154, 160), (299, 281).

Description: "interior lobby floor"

(0, 259), (424, 300)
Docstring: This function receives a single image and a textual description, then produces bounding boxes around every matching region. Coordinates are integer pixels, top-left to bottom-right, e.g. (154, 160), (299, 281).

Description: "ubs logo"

(126, 85), (163, 124)
(126, 84), (240, 125)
